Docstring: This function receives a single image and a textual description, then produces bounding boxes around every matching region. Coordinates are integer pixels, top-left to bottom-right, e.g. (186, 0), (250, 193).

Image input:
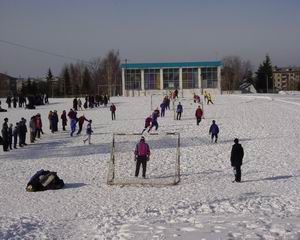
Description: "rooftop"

(120, 61), (222, 69)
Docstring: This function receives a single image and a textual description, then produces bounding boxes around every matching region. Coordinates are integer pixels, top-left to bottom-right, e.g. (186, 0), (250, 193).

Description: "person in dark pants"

(73, 97), (78, 111)
(134, 136), (150, 178)
(195, 105), (203, 125)
(110, 103), (116, 120)
(209, 120), (219, 143)
(77, 115), (88, 135)
(2, 118), (9, 151)
(176, 102), (183, 120)
(61, 110), (67, 131)
(13, 122), (19, 149)
(8, 124), (13, 150)
(230, 138), (244, 182)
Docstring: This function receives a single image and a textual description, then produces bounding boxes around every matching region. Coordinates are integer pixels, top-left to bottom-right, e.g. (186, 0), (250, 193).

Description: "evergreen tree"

(81, 67), (91, 94)
(62, 66), (71, 96)
(255, 55), (273, 93)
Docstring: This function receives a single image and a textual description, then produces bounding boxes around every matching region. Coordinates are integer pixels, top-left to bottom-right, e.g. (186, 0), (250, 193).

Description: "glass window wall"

(201, 67), (218, 88)
(163, 68), (179, 89)
(182, 68), (198, 89)
(125, 69), (141, 90)
(144, 69), (160, 90)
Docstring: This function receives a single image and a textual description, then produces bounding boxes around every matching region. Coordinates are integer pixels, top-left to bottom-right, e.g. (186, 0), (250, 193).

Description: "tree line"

(20, 51), (299, 97)
(221, 54), (275, 93)
(45, 49), (121, 97)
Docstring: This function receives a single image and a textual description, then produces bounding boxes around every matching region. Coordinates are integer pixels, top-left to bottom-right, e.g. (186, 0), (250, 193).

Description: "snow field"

(0, 94), (300, 239)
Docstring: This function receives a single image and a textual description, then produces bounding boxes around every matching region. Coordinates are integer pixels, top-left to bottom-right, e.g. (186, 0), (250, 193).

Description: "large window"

(125, 69), (141, 90)
(182, 68), (198, 89)
(144, 69), (160, 90)
(201, 67), (218, 88)
(163, 68), (179, 89)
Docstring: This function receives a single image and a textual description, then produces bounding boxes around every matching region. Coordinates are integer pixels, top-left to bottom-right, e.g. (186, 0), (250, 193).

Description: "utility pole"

(266, 75), (268, 93)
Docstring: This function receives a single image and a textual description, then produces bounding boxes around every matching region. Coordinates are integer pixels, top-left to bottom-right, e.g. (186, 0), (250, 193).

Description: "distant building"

(0, 73), (17, 97)
(273, 67), (300, 91)
(120, 61), (222, 96)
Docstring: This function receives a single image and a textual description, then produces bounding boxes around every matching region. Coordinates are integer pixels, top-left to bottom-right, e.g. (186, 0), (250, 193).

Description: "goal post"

(150, 93), (167, 112)
(173, 97), (202, 120)
(107, 132), (181, 186)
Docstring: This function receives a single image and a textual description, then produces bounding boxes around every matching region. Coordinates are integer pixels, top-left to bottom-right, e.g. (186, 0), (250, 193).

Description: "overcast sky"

(0, 0), (299, 77)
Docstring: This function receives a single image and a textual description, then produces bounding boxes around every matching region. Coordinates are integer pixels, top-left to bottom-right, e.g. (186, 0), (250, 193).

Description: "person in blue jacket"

(209, 120), (219, 143)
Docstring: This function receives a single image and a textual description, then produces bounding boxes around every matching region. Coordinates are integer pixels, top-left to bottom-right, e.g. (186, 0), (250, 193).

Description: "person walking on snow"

(207, 93), (214, 105)
(160, 101), (166, 117)
(195, 105), (203, 125)
(230, 138), (244, 182)
(142, 115), (152, 134)
(209, 120), (219, 143)
(110, 103), (116, 120)
(176, 102), (183, 120)
(134, 136), (150, 178)
(83, 120), (93, 144)
(148, 109), (159, 132)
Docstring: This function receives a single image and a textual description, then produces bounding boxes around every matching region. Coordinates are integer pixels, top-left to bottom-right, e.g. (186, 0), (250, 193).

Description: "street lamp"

(266, 74), (268, 93)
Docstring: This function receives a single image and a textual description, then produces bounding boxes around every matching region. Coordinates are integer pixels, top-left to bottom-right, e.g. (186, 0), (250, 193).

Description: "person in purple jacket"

(209, 120), (219, 143)
(134, 136), (150, 178)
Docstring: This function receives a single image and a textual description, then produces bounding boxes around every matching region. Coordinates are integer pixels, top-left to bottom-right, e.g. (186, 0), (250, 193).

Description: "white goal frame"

(107, 132), (181, 186)
(150, 92), (171, 112)
(172, 97), (204, 120)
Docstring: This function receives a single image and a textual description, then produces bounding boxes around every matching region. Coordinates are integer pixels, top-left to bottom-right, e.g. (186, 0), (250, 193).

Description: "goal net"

(107, 132), (181, 186)
(150, 93), (171, 112)
(173, 97), (204, 120)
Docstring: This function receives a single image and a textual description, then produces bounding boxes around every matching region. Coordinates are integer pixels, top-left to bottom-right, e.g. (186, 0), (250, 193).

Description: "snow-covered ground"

(1, 94), (300, 240)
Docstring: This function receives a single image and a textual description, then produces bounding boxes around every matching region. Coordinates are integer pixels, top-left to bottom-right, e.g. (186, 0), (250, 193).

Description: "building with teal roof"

(120, 60), (222, 96)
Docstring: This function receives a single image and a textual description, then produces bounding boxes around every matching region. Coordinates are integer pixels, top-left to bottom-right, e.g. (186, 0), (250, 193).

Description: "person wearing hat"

(134, 136), (150, 178)
(230, 138), (244, 182)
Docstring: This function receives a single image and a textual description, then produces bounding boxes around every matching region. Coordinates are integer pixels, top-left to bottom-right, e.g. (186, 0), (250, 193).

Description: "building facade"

(273, 67), (300, 91)
(120, 61), (222, 96)
(0, 73), (17, 97)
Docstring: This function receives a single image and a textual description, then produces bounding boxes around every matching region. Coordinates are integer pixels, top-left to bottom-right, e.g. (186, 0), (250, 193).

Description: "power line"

(0, 39), (91, 64)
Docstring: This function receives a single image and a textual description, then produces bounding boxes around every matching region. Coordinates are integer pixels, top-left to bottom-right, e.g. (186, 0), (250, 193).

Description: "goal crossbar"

(107, 132), (181, 187)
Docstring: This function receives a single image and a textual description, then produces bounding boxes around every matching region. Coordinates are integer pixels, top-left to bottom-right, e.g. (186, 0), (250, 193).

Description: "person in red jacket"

(142, 115), (152, 134)
(35, 113), (43, 138)
(77, 115), (88, 135)
(110, 103), (116, 120)
(134, 136), (150, 178)
(195, 106), (203, 125)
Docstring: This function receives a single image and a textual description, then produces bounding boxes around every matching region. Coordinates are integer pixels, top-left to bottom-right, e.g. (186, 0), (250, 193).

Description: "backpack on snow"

(26, 169), (64, 192)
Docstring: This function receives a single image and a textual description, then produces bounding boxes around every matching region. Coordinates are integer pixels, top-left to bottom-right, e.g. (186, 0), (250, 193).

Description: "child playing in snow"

(83, 120), (93, 144)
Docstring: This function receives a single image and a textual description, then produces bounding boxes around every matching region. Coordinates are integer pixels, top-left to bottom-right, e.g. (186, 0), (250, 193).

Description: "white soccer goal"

(107, 132), (181, 186)
(150, 93), (171, 112)
(173, 97), (204, 120)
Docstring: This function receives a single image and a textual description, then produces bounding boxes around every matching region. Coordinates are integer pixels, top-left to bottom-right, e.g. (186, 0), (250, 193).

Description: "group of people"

(1, 117), (33, 152)
(72, 95), (110, 111)
(5, 94), (48, 110)
(135, 91), (244, 182)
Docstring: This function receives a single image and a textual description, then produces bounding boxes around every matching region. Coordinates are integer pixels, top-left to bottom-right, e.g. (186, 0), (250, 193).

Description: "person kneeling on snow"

(26, 169), (64, 192)
(134, 136), (150, 178)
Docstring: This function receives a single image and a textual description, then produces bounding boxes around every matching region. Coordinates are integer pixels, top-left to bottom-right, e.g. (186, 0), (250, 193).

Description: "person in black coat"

(230, 138), (244, 182)
(2, 118), (9, 151)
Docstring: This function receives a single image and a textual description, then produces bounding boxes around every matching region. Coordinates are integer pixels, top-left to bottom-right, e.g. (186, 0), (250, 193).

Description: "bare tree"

(221, 56), (253, 91)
